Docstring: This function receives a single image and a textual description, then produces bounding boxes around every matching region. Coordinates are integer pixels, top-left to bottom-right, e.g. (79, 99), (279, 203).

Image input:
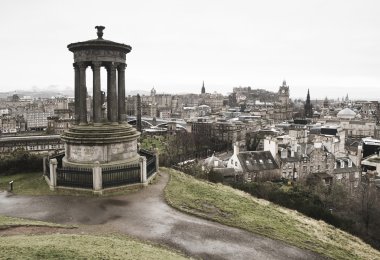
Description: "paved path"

(0, 172), (323, 260)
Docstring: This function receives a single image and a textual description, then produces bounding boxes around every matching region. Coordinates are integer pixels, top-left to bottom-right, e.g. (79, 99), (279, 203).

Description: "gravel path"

(0, 171), (323, 260)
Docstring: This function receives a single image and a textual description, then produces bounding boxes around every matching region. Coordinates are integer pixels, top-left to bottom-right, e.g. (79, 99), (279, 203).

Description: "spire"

(304, 89), (312, 118)
(201, 81), (205, 94)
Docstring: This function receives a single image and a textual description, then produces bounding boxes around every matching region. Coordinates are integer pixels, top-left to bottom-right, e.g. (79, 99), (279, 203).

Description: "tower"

(201, 81), (205, 94)
(278, 80), (289, 106)
(304, 89), (313, 118)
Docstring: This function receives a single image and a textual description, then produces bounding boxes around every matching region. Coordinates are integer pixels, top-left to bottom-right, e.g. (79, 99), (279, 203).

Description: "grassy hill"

(164, 168), (380, 260)
(0, 215), (190, 260)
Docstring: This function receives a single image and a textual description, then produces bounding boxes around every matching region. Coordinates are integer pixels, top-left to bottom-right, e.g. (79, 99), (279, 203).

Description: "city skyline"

(0, 0), (379, 99)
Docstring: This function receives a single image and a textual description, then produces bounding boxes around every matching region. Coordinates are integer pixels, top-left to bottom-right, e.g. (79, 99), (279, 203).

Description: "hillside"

(164, 168), (380, 260)
(0, 215), (190, 260)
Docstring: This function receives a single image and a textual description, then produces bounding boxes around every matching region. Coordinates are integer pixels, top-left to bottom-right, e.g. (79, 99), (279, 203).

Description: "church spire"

(304, 89), (313, 118)
(201, 81), (205, 94)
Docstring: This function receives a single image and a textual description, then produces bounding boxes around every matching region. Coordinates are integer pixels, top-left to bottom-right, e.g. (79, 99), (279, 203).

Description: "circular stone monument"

(62, 26), (140, 168)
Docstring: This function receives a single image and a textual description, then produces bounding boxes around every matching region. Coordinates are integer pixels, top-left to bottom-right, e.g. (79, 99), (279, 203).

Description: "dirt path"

(0, 171), (323, 260)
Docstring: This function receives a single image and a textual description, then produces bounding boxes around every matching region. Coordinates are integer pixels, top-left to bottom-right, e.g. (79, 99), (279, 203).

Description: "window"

(235, 161), (237, 166)
(231, 159), (233, 164)
(303, 166), (307, 172)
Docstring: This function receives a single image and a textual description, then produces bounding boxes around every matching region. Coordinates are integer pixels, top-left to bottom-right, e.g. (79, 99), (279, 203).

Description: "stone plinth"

(61, 124), (140, 168)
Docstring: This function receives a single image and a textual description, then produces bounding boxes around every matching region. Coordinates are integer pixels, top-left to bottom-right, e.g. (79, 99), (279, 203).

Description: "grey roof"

(237, 151), (279, 172)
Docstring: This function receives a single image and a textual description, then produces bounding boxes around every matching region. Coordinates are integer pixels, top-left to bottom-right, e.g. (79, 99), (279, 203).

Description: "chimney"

(291, 149), (295, 158)
(281, 148), (287, 159)
(233, 142), (240, 155)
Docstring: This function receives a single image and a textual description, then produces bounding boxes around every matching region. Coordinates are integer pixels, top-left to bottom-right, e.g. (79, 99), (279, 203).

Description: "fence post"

(93, 161), (102, 194)
(49, 158), (57, 191)
(43, 157), (46, 175)
(140, 156), (147, 184)
(154, 148), (159, 173)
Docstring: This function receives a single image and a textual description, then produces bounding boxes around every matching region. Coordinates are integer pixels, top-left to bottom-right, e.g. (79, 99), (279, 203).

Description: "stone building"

(0, 135), (63, 153)
(227, 142), (280, 182)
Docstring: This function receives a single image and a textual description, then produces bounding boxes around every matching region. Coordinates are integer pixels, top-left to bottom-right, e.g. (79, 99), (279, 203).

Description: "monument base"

(61, 123), (140, 168)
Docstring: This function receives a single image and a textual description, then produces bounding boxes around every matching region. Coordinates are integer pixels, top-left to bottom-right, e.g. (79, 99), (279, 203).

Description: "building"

(0, 135), (64, 153)
(227, 142), (280, 182)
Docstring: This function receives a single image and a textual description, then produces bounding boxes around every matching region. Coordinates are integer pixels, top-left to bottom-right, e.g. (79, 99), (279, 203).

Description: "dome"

(337, 108), (356, 119)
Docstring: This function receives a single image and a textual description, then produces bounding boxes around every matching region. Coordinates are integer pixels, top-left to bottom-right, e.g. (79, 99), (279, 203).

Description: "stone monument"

(62, 26), (140, 168)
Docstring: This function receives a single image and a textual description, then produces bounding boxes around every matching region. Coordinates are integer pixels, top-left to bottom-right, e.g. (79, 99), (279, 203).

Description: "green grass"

(0, 172), (52, 195)
(164, 167), (380, 260)
(0, 215), (74, 230)
(0, 234), (190, 260)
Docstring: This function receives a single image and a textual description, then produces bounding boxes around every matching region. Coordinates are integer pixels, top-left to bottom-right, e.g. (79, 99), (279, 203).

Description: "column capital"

(73, 63), (78, 69)
(92, 61), (102, 68)
(77, 62), (87, 69)
(107, 62), (117, 71)
(118, 63), (127, 71)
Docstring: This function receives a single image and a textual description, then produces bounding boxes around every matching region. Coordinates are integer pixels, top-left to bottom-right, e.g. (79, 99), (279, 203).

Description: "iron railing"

(56, 167), (93, 188)
(102, 164), (140, 188)
(147, 156), (156, 178)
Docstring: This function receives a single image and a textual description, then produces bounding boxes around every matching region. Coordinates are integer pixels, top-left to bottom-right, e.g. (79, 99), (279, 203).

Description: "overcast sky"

(0, 0), (379, 99)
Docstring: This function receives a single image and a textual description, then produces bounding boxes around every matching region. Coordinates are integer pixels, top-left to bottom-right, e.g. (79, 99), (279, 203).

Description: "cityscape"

(0, 1), (379, 259)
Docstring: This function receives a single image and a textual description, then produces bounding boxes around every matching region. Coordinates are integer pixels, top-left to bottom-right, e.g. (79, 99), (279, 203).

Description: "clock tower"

(278, 80), (289, 106)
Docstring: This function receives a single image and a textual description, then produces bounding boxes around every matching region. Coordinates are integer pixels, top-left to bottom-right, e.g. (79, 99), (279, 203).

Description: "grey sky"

(0, 0), (379, 99)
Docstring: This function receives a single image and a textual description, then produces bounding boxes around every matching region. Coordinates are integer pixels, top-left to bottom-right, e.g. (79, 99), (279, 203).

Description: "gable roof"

(237, 151), (279, 172)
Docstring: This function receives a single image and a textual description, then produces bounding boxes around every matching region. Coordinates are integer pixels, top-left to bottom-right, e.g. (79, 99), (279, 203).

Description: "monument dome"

(337, 108), (356, 119)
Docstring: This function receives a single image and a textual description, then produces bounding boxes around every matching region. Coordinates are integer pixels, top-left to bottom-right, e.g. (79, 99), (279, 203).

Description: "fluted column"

(118, 63), (126, 123)
(78, 62), (87, 125)
(107, 63), (118, 124)
(73, 63), (80, 124)
(92, 61), (102, 125)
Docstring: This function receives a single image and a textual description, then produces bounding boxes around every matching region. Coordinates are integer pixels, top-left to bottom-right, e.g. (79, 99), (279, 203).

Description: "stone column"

(92, 62), (102, 125)
(140, 156), (147, 184)
(118, 63), (126, 123)
(74, 63), (80, 124)
(154, 148), (159, 173)
(92, 161), (102, 194)
(78, 62), (87, 125)
(107, 63), (118, 124)
(49, 158), (58, 191)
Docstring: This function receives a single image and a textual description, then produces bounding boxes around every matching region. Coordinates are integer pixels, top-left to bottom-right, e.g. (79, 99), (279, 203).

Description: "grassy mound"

(164, 168), (380, 260)
(0, 215), (189, 259)
(0, 215), (74, 230)
(0, 234), (189, 260)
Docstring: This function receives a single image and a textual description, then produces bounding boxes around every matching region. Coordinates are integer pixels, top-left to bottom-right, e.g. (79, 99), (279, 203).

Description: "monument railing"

(46, 148), (159, 192)
(102, 163), (140, 188)
(147, 156), (156, 178)
(56, 167), (93, 189)
(139, 149), (157, 179)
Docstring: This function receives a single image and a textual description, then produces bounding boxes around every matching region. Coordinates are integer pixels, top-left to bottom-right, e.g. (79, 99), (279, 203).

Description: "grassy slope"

(0, 216), (189, 259)
(164, 168), (380, 260)
(0, 234), (189, 260)
(0, 215), (73, 230)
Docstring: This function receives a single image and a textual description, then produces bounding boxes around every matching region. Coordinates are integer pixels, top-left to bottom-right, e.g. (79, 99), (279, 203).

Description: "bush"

(0, 149), (43, 175)
(231, 181), (351, 229)
(208, 169), (224, 183)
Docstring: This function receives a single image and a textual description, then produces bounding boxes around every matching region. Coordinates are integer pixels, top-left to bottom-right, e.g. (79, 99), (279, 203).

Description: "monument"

(61, 26), (140, 169)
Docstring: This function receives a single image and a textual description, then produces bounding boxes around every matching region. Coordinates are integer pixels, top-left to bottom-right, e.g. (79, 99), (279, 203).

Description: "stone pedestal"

(61, 124), (140, 168)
